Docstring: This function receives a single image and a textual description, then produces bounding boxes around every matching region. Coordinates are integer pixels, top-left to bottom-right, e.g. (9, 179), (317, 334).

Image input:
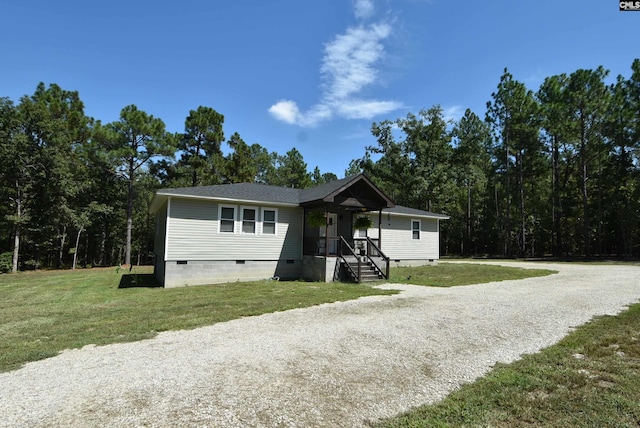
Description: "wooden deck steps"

(340, 257), (384, 282)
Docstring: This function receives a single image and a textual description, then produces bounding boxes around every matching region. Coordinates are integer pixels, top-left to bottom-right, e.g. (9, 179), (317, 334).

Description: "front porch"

(299, 175), (395, 282)
(302, 237), (390, 282)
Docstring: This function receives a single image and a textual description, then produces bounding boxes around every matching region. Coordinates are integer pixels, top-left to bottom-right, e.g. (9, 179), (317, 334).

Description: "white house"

(149, 174), (449, 287)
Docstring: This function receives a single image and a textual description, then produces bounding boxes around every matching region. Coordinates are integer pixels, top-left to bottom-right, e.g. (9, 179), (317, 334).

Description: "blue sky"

(1, 0), (637, 177)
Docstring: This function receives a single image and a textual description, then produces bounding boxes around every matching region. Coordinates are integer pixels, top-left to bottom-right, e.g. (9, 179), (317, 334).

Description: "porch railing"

(365, 237), (390, 279)
(339, 236), (389, 282)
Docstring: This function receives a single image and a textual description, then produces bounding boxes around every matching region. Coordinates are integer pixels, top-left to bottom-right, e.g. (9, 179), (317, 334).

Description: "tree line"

(0, 85), (331, 272)
(357, 59), (640, 259)
(1, 59), (639, 272)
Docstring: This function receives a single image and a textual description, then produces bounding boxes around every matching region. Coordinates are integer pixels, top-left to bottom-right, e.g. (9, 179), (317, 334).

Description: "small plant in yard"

(0, 251), (12, 273)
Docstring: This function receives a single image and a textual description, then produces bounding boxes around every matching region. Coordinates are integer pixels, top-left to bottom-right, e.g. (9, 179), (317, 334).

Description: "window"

(219, 205), (236, 233)
(412, 220), (421, 240)
(262, 208), (277, 235)
(241, 207), (257, 234)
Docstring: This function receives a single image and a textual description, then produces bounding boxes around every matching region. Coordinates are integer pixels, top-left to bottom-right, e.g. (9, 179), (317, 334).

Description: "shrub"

(0, 252), (13, 274)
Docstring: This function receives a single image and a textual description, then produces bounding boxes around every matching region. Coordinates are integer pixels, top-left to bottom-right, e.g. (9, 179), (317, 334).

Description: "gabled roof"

(299, 174), (394, 209)
(152, 182), (301, 207)
(149, 173), (447, 219)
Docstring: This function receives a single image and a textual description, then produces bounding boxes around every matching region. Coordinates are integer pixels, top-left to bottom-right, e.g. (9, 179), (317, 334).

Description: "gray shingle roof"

(156, 182), (301, 205)
(151, 174), (448, 219)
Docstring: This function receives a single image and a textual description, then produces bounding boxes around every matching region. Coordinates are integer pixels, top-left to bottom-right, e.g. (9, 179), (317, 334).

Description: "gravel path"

(2, 261), (640, 427)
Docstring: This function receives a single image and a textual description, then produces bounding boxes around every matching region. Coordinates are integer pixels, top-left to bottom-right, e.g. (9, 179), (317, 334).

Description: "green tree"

(225, 132), (256, 183)
(0, 97), (27, 272)
(311, 166), (324, 185)
(180, 106), (225, 186)
(13, 83), (91, 269)
(538, 73), (575, 257)
(486, 70), (543, 257)
(452, 109), (491, 255)
(105, 105), (175, 266)
(565, 67), (609, 258)
(270, 148), (312, 188)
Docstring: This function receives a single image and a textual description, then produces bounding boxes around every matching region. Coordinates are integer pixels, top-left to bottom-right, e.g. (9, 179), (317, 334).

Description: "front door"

(319, 213), (339, 255)
(327, 213), (338, 254)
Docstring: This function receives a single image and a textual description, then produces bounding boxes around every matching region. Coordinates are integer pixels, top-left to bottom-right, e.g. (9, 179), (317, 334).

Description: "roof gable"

(299, 174), (394, 210)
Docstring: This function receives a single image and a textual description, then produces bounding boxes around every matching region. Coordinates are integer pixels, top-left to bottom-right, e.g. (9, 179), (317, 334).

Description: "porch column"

(378, 210), (382, 249)
(324, 210), (329, 257)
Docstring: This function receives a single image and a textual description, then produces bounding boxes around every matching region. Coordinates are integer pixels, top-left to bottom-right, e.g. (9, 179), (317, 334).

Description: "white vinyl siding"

(166, 198), (302, 261)
(367, 213), (440, 260)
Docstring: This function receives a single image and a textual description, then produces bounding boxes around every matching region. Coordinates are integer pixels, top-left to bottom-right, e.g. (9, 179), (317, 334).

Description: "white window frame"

(218, 204), (237, 234)
(411, 219), (421, 240)
(261, 207), (278, 235)
(240, 206), (257, 235)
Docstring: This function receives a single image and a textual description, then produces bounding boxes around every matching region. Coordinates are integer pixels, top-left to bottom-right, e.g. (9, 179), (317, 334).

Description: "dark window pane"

(263, 210), (275, 222)
(243, 209), (256, 221)
(221, 207), (234, 220)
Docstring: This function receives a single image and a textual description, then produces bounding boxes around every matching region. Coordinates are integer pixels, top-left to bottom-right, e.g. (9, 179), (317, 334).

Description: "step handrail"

(339, 236), (361, 282)
(366, 237), (390, 279)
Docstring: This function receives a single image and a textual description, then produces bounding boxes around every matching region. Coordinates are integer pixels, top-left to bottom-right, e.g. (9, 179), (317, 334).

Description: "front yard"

(0, 263), (554, 373)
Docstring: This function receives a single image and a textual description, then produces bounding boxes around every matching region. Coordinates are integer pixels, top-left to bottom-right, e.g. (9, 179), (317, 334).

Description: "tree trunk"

(552, 135), (561, 257)
(12, 226), (20, 274)
(12, 184), (22, 273)
(72, 227), (82, 270)
(99, 215), (107, 266)
(519, 149), (525, 258)
(125, 161), (134, 266)
(465, 184), (471, 256)
(58, 225), (67, 268)
(504, 131), (511, 257)
(580, 116), (590, 259)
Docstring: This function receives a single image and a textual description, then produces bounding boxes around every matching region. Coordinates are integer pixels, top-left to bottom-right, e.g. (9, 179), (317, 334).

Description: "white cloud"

(268, 100), (300, 124)
(268, 2), (402, 127)
(336, 99), (403, 119)
(321, 23), (391, 101)
(353, 0), (375, 20)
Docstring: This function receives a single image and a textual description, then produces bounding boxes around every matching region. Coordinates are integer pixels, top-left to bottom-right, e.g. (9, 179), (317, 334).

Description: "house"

(149, 174), (449, 287)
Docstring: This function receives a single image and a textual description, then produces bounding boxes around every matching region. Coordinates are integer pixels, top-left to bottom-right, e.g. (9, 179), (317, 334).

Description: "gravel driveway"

(2, 261), (640, 427)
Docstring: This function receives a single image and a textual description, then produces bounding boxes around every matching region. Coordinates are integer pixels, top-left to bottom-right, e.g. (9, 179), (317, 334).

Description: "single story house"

(149, 174), (449, 287)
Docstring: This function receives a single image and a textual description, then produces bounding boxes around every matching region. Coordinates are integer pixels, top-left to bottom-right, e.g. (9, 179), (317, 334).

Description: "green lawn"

(0, 266), (396, 373)
(391, 262), (556, 287)
(375, 302), (640, 427)
(0, 263), (555, 373)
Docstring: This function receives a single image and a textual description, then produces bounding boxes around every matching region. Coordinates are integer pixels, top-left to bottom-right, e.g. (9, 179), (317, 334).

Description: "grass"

(0, 266), (396, 373)
(0, 262), (555, 373)
(375, 303), (640, 427)
(390, 262), (556, 287)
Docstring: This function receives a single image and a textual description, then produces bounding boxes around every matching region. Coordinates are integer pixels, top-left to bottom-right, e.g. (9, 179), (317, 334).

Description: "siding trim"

(164, 197), (172, 261)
